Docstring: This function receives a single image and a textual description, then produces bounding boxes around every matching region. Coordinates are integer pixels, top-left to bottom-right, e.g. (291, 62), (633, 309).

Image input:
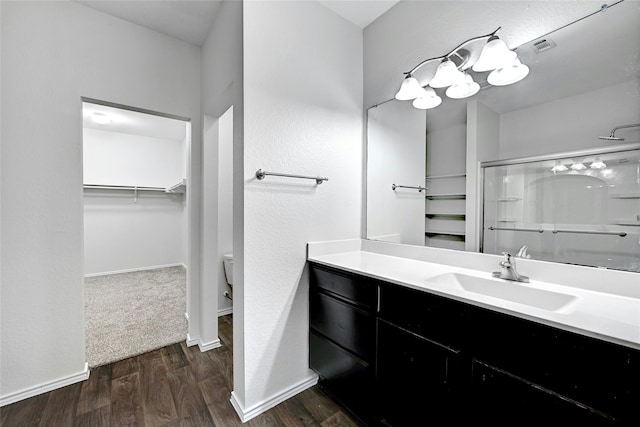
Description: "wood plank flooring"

(0, 315), (362, 427)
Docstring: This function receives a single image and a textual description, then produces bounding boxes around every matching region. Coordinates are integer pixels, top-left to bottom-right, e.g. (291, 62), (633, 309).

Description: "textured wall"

(241, 0), (363, 413)
(0, 0), (201, 399)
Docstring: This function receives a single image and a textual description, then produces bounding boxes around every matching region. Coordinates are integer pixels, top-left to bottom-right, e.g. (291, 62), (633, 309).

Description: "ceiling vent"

(531, 37), (557, 54)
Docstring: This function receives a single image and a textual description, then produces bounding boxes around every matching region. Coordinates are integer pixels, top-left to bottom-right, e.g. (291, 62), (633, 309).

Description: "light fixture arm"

(404, 27), (502, 75)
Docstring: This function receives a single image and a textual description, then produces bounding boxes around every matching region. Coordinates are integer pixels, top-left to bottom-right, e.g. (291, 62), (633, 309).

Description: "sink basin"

(427, 272), (578, 312)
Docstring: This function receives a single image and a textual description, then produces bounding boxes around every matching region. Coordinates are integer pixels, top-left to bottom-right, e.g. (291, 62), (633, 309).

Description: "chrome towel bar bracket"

(255, 169), (328, 184)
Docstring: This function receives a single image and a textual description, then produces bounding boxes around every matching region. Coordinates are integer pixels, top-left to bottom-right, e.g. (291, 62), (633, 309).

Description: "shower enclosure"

(481, 145), (640, 272)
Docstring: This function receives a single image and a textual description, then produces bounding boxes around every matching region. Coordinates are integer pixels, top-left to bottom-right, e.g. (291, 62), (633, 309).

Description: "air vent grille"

(532, 38), (557, 53)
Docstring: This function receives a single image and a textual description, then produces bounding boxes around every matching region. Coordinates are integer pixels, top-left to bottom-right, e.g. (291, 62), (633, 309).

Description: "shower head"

(598, 123), (640, 142)
(598, 135), (625, 141)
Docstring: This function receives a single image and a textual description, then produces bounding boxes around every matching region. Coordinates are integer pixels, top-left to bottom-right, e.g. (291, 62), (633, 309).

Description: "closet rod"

(83, 184), (166, 192)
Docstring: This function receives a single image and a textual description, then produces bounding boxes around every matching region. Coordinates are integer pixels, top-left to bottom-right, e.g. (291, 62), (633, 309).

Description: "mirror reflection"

(366, 0), (640, 272)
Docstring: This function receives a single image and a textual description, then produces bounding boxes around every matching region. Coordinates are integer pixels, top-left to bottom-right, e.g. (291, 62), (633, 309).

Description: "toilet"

(223, 253), (233, 288)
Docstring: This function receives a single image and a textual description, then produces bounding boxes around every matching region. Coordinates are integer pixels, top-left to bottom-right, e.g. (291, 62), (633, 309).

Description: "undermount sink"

(427, 272), (578, 312)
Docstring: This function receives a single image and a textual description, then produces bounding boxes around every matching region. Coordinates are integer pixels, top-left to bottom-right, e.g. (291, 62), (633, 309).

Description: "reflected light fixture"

(570, 160), (587, 170)
(91, 112), (111, 125)
(412, 87), (442, 109)
(394, 27), (527, 111)
(590, 157), (607, 169)
(394, 74), (424, 100)
(487, 58), (530, 86)
(446, 73), (480, 99)
(551, 160), (568, 172)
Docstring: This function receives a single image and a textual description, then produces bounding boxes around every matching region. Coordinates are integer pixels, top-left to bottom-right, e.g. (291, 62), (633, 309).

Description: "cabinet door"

(310, 331), (374, 426)
(470, 359), (617, 425)
(376, 320), (461, 426)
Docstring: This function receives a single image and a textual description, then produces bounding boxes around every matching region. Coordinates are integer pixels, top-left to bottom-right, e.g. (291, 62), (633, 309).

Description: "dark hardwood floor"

(0, 315), (361, 427)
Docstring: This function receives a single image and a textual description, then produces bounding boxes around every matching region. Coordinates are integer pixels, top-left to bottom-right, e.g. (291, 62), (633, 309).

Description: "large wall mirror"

(366, 0), (640, 272)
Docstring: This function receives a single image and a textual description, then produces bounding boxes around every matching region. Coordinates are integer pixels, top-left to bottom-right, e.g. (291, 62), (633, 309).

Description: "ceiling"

(76, 0), (399, 46)
(83, 102), (187, 141)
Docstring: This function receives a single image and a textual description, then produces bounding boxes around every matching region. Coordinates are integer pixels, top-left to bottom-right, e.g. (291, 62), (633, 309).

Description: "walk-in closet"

(82, 100), (190, 367)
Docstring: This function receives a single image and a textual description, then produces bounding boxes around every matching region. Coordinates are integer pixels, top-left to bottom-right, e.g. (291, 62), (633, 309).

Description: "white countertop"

(308, 246), (640, 351)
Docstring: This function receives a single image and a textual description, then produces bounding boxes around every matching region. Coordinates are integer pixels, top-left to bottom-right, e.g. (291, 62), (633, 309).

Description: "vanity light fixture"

(428, 58), (466, 89)
(394, 74), (424, 100)
(551, 160), (568, 172)
(91, 112), (111, 125)
(472, 34), (517, 72)
(445, 73), (481, 99)
(487, 57), (530, 86)
(394, 27), (527, 110)
(590, 157), (607, 169)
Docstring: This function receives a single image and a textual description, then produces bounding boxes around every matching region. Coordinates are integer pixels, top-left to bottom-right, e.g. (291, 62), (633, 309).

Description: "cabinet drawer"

(309, 331), (374, 425)
(310, 263), (378, 310)
(310, 291), (376, 362)
(378, 283), (470, 349)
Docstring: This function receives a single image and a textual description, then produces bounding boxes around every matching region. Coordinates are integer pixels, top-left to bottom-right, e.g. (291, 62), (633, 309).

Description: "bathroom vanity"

(307, 240), (640, 426)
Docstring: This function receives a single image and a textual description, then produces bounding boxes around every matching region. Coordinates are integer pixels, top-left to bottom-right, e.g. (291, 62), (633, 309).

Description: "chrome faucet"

(492, 248), (530, 283)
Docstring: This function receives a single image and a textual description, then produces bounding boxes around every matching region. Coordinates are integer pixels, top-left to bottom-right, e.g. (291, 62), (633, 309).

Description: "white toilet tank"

(223, 253), (233, 286)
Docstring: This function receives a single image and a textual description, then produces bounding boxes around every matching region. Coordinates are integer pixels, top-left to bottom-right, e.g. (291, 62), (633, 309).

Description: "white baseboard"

(230, 374), (318, 423)
(198, 338), (222, 352)
(0, 362), (89, 407)
(185, 334), (222, 352)
(218, 307), (233, 317)
(84, 263), (185, 278)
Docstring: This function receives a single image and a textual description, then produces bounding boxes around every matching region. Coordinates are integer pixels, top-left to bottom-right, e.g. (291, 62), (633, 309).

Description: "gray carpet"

(84, 266), (187, 368)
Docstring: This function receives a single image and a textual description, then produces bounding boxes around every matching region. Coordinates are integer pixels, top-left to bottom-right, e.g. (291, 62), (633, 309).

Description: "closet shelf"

(425, 230), (466, 237)
(426, 213), (465, 220)
(425, 193), (466, 200)
(425, 173), (466, 180)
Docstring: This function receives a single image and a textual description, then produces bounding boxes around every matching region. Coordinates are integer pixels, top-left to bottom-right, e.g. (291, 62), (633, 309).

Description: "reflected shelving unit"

(425, 173), (466, 250)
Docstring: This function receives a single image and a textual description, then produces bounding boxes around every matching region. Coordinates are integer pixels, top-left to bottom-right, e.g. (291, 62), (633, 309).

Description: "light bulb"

(472, 36), (517, 72)
(445, 73), (480, 99)
(428, 59), (465, 89)
(412, 87), (442, 109)
(395, 75), (424, 100)
(487, 58), (529, 86)
(570, 160), (587, 170)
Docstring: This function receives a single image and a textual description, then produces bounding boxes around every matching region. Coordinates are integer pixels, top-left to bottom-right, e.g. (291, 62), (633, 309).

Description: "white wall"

(217, 107), (234, 313)
(498, 78), (640, 159)
(0, 0), (201, 403)
(83, 128), (185, 188)
(367, 100), (425, 245)
(239, 0), (362, 419)
(200, 0), (244, 366)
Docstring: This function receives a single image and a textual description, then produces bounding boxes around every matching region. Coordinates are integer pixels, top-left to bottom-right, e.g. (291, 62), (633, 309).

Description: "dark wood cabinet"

(309, 263), (379, 426)
(308, 261), (640, 427)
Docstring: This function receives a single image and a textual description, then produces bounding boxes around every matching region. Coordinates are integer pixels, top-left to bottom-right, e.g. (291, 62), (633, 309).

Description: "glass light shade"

(590, 157), (607, 169)
(395, 75), (424, 100)
(428, 59), (465, 89)
(487, 58), (530, 86)
(412, 87), (442, 109)
(551, 160), (568, 172)
(472, 37), (517, 72)
(445, 73), (480, 99)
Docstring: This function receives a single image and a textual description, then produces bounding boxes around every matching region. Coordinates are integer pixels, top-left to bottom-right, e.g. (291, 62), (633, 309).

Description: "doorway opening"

(81, 98), (191, 367)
